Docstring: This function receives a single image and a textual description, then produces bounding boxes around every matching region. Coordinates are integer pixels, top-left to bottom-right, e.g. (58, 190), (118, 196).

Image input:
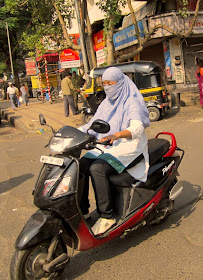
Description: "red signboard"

(25, 58), (37, 76)
(60, 49), (80, 68)
(93, 30), (105, 51)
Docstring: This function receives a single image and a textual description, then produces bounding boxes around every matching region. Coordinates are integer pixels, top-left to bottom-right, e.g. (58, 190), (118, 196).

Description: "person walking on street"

(7, 82), (18, 110)
(195, 59), (203, 109)
(71, 71), (82, 112)
(20, 84), (28, 106)
(61, 73), (77, 117)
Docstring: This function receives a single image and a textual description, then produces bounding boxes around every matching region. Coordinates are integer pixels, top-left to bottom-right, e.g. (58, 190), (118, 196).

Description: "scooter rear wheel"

(10, 239), (66, 280)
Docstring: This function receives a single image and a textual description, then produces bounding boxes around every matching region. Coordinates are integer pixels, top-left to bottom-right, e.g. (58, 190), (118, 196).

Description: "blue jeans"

(9, 94), (17, 109)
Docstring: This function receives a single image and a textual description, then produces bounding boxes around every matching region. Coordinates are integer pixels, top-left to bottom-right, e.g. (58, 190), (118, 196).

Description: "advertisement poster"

(60, 49), (80, 68)
(93, 30), (105, 51)
(96, 48), (107, 66)
(163, 41), (172, 79)
(25, 58), (37, 76)
(93, 30), (107, 66)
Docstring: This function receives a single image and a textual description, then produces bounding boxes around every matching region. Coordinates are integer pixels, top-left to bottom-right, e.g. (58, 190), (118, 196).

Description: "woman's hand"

(100, 130), (132, 145)
(100, 134), (119, 144)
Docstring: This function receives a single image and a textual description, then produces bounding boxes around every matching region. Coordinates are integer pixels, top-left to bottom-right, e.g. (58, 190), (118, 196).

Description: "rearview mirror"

(89, 119), (110, 134)
(39, 114), (46, 125)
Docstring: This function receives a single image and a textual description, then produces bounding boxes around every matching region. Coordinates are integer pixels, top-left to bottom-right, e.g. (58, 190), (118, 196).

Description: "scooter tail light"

(155, 132), (177, 157)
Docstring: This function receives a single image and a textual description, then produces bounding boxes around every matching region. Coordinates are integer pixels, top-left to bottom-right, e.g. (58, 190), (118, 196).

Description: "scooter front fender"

(15, 210), (64, 250)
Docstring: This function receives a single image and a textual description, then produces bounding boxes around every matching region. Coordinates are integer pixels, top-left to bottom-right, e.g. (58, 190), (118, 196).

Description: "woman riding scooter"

(79, 67), (150, 235)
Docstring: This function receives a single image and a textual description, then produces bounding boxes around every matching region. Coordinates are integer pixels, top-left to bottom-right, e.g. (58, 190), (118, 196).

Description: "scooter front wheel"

(10, 239), (66, 280)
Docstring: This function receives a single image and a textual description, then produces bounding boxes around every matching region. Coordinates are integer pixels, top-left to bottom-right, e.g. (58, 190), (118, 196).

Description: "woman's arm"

(100, 120), (144, 144)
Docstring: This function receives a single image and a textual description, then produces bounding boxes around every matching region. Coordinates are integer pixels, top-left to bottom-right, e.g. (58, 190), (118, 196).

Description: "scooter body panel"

(15, 210), (65, 250)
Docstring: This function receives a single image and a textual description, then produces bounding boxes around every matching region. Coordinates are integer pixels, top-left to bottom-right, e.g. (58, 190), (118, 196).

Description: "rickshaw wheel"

(148, 107), (160, 122)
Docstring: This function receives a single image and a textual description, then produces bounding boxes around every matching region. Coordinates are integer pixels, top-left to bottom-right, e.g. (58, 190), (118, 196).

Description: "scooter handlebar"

(96, 140), (113, 146)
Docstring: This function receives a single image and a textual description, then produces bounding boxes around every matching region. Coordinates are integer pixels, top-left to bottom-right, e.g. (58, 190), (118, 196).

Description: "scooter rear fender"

(15, 209), (66, 250)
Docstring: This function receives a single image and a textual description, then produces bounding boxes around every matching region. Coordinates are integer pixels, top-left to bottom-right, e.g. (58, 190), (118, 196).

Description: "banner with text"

(60, 49), (80, 68)
(113, 21), (145, 51)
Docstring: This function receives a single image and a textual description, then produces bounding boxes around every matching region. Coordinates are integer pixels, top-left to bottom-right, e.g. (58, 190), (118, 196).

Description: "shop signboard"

(113, 21), (145, 51)
(25, 58), (37, 76)
(60, 49), (80, 68)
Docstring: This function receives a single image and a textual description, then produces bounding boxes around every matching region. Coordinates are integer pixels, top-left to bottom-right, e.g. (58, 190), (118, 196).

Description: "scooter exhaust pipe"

(169, 183), (183, 200)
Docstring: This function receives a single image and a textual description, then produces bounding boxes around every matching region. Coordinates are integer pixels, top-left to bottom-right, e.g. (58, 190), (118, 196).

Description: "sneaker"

(91, 218), (116, 235)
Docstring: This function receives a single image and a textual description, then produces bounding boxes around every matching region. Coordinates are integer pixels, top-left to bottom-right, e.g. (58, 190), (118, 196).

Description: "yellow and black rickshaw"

(83, 61), (169, 122)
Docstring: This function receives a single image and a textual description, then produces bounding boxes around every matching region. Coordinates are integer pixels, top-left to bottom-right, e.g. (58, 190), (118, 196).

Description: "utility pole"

(5, 22), (15, 83)
(74, 0), (89, 82)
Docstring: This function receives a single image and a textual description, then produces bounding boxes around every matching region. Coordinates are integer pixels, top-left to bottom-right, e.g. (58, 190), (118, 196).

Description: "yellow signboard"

(31, 74), (58, 89)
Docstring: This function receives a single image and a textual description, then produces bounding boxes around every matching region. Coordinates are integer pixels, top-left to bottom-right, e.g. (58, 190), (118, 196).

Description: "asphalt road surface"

(0, 105), (202, 280)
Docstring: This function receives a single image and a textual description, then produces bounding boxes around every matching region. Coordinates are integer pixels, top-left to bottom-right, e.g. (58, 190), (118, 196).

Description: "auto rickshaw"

(83, 61), (169, 122)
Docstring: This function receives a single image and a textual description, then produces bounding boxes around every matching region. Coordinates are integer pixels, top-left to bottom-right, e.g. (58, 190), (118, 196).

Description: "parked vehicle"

(37, 87), (59, 102)
(10, 116), (184, 280)
(83, 61), (170, 122)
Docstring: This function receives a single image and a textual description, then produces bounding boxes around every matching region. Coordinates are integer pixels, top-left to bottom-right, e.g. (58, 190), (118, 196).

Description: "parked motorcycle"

(37, 87), (59, 102)
(10, 115), (184, 280)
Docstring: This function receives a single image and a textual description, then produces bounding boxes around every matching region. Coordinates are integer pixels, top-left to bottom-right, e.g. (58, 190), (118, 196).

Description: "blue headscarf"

(81, 67), (150, 139)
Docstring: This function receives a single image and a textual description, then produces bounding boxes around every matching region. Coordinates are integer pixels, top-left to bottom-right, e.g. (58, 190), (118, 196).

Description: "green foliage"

(0, 62), (7, 75)
(97, 0), (126, 35)
(178, 0), (189, 18)
(0, 0), (32, 74)
(20, 0), (75, 57)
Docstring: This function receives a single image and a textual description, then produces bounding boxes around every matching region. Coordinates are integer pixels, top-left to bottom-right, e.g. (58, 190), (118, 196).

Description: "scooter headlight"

(49, 137), (74, 152)
(52, 176), (71, 198)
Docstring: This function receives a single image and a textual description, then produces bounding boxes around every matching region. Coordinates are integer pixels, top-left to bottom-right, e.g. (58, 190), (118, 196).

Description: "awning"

(36, 53), (59, 63)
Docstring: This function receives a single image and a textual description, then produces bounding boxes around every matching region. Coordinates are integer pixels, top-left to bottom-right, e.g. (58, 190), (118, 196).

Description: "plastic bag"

(19, 96), (23, 103)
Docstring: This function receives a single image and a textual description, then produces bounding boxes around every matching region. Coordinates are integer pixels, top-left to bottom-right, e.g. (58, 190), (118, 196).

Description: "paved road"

(0, 105), (202, 280)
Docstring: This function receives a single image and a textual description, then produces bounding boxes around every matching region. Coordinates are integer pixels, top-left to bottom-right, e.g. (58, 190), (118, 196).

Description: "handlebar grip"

(97, 140), (112, 146)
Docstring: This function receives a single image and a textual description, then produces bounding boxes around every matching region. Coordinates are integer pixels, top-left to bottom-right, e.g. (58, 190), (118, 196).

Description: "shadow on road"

(62, 180), (202, 280)
(0, 173), (34, 194)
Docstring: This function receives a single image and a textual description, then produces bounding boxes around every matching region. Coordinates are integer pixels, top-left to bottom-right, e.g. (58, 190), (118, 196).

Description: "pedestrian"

(71, 71), (82, 112)
(78, 67), (150, 235)
(20, 84), (28, 106)
(61, 72), (77, 117)
(195, 58), (203, 109)
(7, 82), (18, 110)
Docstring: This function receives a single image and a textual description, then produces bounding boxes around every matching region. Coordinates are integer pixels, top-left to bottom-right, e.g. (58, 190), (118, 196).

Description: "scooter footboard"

(15, 210), (64, 250)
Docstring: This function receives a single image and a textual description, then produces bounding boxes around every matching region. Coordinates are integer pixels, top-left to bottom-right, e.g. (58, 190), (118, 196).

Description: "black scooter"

(10, 115), (184, 280)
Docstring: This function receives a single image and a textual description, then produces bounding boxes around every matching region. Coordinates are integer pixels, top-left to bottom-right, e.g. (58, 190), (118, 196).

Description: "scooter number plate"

(40, 156), (64, 166)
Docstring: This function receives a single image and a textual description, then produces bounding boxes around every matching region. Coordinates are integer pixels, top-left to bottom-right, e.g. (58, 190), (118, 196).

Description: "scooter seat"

(109, 138), (170, 187)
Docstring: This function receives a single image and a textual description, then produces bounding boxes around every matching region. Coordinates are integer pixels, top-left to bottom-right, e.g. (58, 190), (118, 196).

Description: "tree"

(117, 0), (202, 63)
(0, 0), (32, 86)
(97, 0), (127, 65)
(16, 0), (81, 58)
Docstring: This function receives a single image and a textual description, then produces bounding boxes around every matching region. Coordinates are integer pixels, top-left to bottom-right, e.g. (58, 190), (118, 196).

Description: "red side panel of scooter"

(155, 132), (177, 157)
(76, 188), (164, 251)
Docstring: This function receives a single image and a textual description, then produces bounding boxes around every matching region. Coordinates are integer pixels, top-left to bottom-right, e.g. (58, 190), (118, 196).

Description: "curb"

(0, 109), (34, 134)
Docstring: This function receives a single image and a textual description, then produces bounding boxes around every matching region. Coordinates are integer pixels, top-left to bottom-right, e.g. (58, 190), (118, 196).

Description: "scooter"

(10, 115), (184, 280)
